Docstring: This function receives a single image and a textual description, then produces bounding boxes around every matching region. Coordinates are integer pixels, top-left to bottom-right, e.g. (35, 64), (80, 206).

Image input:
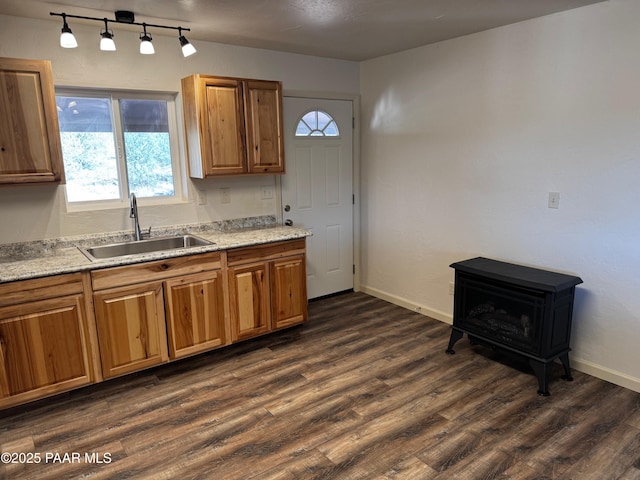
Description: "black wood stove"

(446, 257), (583, 396)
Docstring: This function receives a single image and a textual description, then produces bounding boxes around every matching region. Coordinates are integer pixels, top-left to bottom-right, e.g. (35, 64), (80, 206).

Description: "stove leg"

(446, 328), (464, 355)
(529, 359), (551, 396)
(559, 352), (573, 381)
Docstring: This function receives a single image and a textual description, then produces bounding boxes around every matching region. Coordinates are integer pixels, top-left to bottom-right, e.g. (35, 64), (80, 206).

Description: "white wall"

(0, 14), (359, 243)
(360, 0), (640, 392)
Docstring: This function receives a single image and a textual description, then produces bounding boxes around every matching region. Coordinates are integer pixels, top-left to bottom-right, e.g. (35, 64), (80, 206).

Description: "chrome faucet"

(129, 193), (150, 241)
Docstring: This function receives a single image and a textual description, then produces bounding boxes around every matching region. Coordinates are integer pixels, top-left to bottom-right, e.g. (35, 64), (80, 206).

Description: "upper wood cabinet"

(244, 80), (285, 174)
(0, 57), (64, 184)
(181, 74), (285, 177)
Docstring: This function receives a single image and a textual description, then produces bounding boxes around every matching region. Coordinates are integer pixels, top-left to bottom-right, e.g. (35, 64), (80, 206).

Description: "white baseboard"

(359, 285), (640, 394)
(359, 285), (453, 324)
(570, 358), (640, 394)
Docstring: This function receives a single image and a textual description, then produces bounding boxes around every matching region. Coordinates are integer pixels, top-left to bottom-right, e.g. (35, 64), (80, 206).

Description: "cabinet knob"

(284, 219), (293, 226)
(284, 205), (291, 212)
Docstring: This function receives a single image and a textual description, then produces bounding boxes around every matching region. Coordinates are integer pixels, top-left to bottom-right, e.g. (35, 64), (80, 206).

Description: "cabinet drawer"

(0, 273), (84, 307)
(226, 239), (305, 266)
(91, 252), (222, 290)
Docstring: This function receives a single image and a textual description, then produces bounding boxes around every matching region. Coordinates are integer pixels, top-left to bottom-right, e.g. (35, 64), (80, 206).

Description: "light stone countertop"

(0, 218), (311, 284)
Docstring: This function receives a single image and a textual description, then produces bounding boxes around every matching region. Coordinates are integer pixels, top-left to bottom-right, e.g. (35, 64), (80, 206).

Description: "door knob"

(284, 219), (293, 226)
(284, 205), (291, 212)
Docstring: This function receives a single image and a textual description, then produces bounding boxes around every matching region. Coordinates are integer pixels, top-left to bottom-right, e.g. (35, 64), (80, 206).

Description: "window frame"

(55, 87), (185, 212)
(294, 109), (341, 138)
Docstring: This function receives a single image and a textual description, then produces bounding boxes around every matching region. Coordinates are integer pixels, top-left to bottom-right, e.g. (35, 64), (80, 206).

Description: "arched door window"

(295, 110), (340, 137)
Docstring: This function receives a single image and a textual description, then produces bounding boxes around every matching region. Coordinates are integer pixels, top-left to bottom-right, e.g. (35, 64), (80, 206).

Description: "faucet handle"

(141, 227), (152, 239)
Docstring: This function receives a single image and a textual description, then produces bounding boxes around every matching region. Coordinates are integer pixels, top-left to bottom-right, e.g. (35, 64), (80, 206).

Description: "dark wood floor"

(1, 292), (639, 480)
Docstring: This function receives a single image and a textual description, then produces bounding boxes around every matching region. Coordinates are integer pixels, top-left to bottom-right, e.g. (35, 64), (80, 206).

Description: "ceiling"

(0, 0), (607, 61)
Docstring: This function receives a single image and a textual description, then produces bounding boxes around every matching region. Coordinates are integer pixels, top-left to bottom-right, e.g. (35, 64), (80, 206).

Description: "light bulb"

(140, 26), (154, 54)
(60, 19), (77, 48)
(100, 31), (116, 51)
(179, 35), (197, 57)
(140, 37), (155, 54)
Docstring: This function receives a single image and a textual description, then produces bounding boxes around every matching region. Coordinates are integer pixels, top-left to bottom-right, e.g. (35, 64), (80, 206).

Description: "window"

(295, 110), (339, 137)
(56, 89), (182, 208)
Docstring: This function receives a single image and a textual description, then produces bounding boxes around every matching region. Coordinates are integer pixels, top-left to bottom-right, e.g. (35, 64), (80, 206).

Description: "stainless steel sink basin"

(81, 235), (213, 261)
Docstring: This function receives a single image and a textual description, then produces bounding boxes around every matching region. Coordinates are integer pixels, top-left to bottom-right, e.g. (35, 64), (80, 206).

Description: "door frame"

(277, 90), (361, 293)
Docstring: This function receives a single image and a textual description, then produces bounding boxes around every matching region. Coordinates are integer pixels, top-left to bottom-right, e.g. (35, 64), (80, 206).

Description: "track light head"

(178, 28), (197, 57)
(100, 19), (116, 51)
(139, 24), (155, 54)
(59, 14), (78, 48)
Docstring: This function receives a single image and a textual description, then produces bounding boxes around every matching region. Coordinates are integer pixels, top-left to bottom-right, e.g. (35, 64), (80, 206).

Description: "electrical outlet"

(449, 282), (455, 295)
(221, 187), (231, 204)
(261, 185), (274, 200)
(548, 192), (560, 209)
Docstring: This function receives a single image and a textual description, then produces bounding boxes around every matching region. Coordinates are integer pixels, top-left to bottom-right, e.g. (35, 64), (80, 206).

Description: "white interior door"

(282, 97), (353, 299)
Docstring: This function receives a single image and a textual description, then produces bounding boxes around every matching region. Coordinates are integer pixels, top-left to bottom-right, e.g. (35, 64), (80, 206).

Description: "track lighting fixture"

(59, 13), (78, 48)
(50, 11), (196, 57)
(100, 19), (116, 51)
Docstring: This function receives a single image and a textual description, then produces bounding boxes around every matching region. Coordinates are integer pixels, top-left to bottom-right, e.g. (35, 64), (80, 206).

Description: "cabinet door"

(164, 271), (227, 359)
(93, 282), (168, 378)
(228, 262), (270, 342)
(0, 57), (64, 184)
(203, 78), (247, 175)
(245, 80), (285, 173)
(270, 255), (308, 329)
(0, 295), (92, 403)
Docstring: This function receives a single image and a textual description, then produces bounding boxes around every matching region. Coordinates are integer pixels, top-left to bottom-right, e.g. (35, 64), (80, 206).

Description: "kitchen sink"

(81, 235), (213, 261)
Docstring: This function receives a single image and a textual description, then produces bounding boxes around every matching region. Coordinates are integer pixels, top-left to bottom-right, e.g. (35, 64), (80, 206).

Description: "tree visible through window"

(295, 110), (339, 137)
(56, 91), (179, 204)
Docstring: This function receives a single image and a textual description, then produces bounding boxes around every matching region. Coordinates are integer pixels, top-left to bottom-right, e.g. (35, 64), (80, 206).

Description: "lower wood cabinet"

(1, 240), (307, 409)
(91, 252), (225, 378)
(228, 262), (271, 342)
(0, 273), (98, 409)
(271, 255), (308, 329)
(93, 281), (169, 379)
(164, 270), (226, 359)
(227, 239), (308, 342)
